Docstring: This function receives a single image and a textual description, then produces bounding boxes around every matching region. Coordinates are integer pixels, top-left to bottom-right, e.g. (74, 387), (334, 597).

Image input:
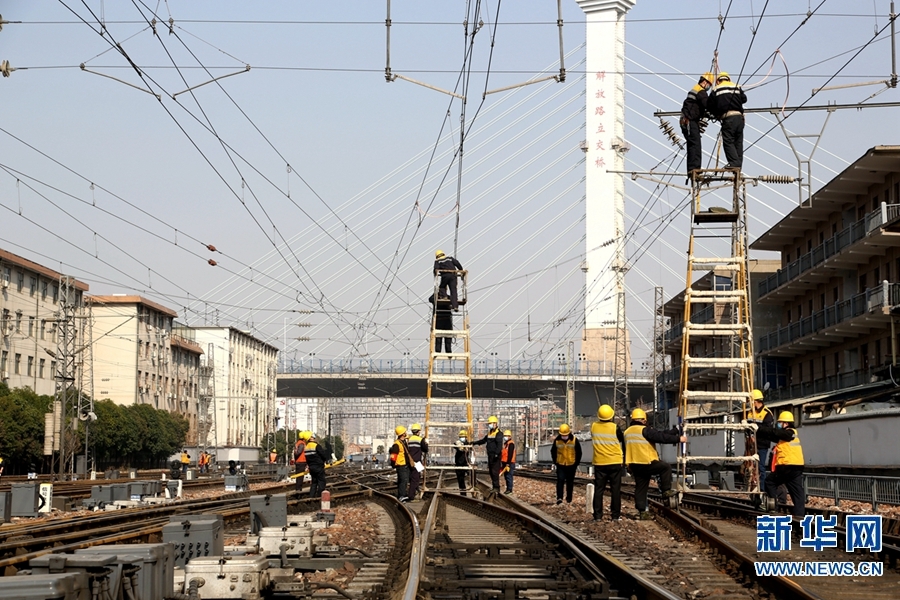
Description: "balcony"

(757, 203), (900, 302)
(765, 367), (889, 403)
(758, 282), (900, 357)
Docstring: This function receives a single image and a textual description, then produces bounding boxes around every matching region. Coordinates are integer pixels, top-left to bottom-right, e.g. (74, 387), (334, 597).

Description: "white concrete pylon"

(576, 0), (635, 371)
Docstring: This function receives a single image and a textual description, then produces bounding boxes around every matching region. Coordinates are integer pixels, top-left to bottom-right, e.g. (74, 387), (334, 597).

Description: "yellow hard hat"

(559, 424), (571, 435)
(435, 249), (445, 258)
(458, 430), (468, 436)
(751, 389), (764, 401)
(395, 425), (407, 436)
(717, 71), (731, 82)
(631, 408), (647, 420)
(701, 72), (714, 84)
(777, 411), (794, 423)
(598, 405), (614, 420)
(298, 430), (310, 440)
(410, 423), (422, 432)
(503, 430), (512, 436)
(487, 415), (499, 424)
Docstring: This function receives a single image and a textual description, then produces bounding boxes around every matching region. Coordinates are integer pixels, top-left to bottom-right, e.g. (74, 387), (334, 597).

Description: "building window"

(798, 362), (803, 383)
(822, 356), (827, 378)
(17, 271), (24, 292)
(787, 309), (791, 324)
(1, 350), (7, 374)
(809, 359), (814, 382)
(39, 358), (45, 378)
(831, 222), (837, 236)
(808, 299), (813, 315)
(797, 304), (802, 319)
(29, 276), (36, 296)
(40, 320), (46, 340)
(874, 267), (880, 284)
(50, 360), (56, 377)
(832, 287), (839, 304)
(41, 280), (48, 300)
(27, 356), (33, 377)
(819, 293), (825, 310)
(807, 239), (812, 253)
(28, 316), (35, 338)
(14, 353), (21, 375)
(859, 274), (867, 293)
(834, 352), (840, 375)
(819, 231), (824, 244)
(15, 310), (22, 331)
(873, 196), (879, 211)
(52, 284), (58, 303)
(785, 252), (791, 264)
(861, 344), (869, 371)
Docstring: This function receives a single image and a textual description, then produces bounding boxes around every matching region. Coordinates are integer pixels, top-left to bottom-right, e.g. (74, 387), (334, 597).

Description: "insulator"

(698, 118), (709, 135)
(207, 244), (217, 252)
(757, 175), (795, 184)
(208, 259), (218, 266)
(657, 117), (685, 150)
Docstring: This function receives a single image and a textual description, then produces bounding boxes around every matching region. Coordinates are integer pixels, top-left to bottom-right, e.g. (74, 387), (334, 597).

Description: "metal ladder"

(423, 269), (475, 492)
(676, 168), (762, 503)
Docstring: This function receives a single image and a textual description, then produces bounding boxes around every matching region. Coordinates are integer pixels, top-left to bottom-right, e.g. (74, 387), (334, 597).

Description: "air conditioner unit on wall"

(1, 279), (8, 289)
(1, 371), (8, 380)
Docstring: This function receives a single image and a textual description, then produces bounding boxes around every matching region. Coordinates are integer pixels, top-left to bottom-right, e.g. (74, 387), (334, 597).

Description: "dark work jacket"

(303, 440), (328, 471)
(748, 406), (776, 448)
(454, 442), (470, 467)
(708, 82), (747, 118)
(428, 294), (454, 330)
(681, 84), (709, 121)
(632, 422), (682, 445)
(434, 256), (463, 275)
(407, 434), (428, 463)
(473, 428), (504, 458)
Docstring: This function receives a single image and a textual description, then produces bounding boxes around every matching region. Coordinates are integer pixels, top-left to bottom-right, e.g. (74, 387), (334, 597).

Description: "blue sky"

(2, 1), (898, 368)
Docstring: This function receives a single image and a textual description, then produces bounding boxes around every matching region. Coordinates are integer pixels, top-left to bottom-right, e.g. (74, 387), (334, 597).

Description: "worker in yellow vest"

(758, 411), (805, 517)
(390, 425), (413, 502)
(624, 408), (686, 519)
(550, 424), (582, 504)
(747, 389), (775, 492)
(590, 405), (625, 520)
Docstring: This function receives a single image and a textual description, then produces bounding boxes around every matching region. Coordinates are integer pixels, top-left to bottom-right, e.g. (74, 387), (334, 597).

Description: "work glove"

(501, 466), (509, 474)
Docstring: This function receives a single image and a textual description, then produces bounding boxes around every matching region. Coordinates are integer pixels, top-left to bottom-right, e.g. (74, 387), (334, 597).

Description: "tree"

(0, 386), (52, 475)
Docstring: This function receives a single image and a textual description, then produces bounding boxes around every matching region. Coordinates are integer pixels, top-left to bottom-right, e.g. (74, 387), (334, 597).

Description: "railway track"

(511, 469), (900, 599)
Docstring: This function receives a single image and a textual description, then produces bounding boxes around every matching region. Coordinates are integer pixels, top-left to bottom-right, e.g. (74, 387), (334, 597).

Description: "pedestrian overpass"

(277, 359), (654, 416)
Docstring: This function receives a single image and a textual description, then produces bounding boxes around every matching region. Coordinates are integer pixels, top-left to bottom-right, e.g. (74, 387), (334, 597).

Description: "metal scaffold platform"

(423, 268), (476, 492)
(676, 168), (763, 504)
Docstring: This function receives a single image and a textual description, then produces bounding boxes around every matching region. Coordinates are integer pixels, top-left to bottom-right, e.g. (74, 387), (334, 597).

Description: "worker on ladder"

(429, 293), (454, 352)
(433, 249), (463, 311)
(680, 72), (713, 177)
(707, 72), (747, 169)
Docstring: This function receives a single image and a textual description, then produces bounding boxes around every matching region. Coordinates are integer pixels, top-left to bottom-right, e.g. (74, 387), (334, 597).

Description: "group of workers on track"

(381, 392), (803, 519)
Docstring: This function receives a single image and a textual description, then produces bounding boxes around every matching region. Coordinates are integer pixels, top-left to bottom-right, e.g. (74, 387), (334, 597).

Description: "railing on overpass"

(805, 473), (900, 510)
(280, 358), (653, 380)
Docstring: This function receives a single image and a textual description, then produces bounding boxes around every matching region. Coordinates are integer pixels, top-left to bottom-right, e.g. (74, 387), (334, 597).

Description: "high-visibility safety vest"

(304, 441), (319, 460)
(747, 406), (771, 424)
(624, 425), (659, 465)
(391, 438), (408, 467)
(294, 440), (307, 463)
(590, 421), (622, 466)
(554, 437), (578, 466)
(771, 430), (804, 470)
(501, 441), (516, 464)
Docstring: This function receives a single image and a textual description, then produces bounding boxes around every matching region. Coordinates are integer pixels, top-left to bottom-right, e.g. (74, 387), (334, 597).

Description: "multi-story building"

(190, 327), (278, 453)
(0, 248), (88, 396)
(90, 295), (202, 441)
(751, 146), (900, 403)
(659, 259), (781, 415)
